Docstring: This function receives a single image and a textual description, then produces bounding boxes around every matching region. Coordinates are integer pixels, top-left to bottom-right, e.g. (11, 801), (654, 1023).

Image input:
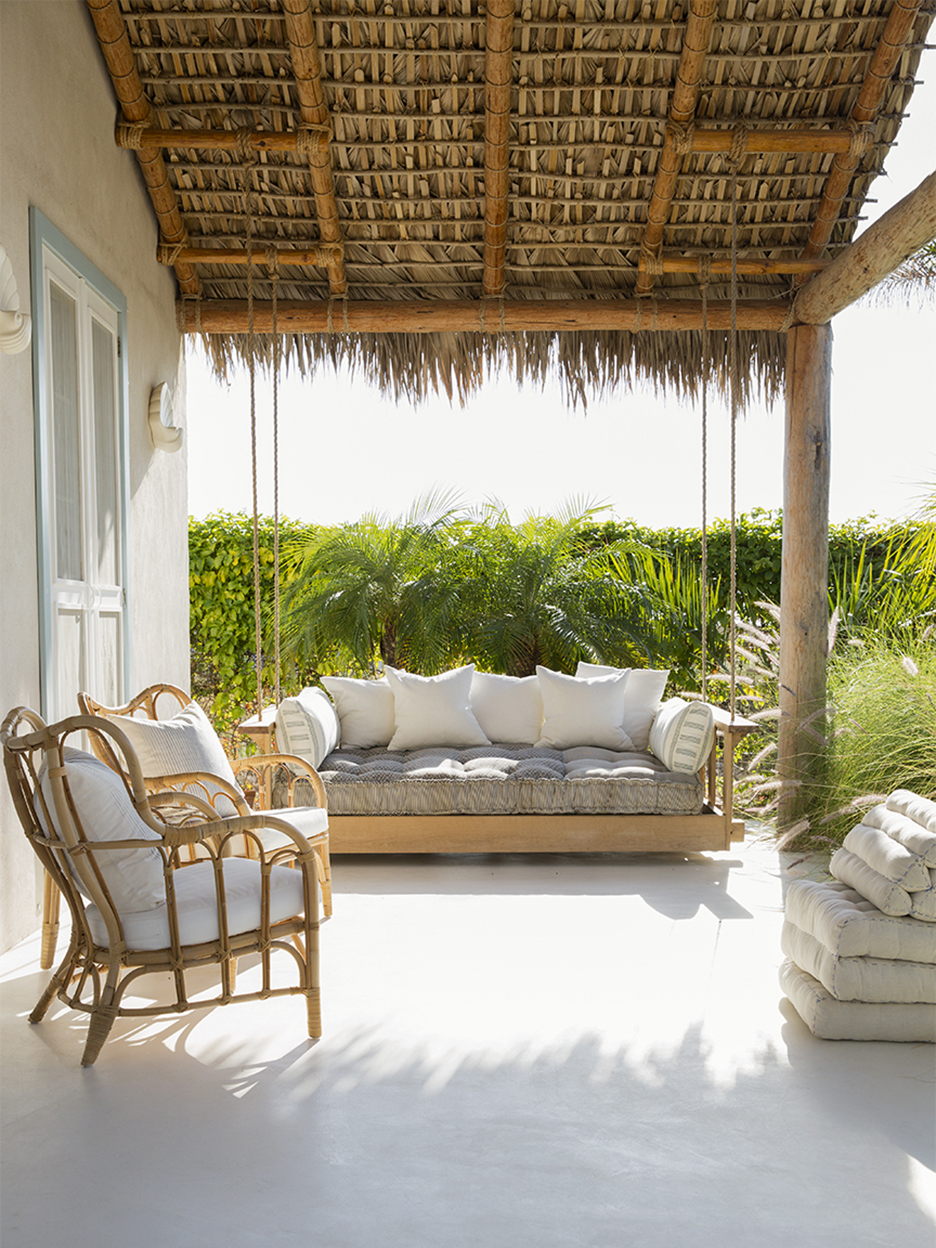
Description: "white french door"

(33, 214), (129, 722)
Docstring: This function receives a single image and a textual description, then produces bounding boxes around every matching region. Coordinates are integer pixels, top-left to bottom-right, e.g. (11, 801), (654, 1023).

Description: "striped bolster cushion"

(648, 697), (715, 774)
(274, 688), (340, 768)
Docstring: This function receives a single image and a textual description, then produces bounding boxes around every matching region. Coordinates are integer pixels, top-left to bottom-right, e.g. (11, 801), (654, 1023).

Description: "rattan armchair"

(24, 684), (333, 971)
(2, 707), (327, 1067)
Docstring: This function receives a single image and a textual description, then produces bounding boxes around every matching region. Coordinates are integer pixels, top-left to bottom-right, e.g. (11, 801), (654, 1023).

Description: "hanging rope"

(268, 246), (282, 708)
(241, 138), (263, 719)
(726, 128), (744, 723)
(698, 253), (711, 704)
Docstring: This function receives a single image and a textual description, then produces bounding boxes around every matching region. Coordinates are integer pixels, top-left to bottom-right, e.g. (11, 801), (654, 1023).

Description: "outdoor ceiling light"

(148, 381), (184, 453)
(0, 243), (32, 354)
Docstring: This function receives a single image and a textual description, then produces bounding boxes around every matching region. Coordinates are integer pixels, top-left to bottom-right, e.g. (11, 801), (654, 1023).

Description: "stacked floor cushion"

(780, 790), (936, 1042)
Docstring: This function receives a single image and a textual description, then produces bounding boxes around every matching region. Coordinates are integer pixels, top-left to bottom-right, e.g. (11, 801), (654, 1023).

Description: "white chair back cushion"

(85, 858), (306, 951)
(469, 671), (544, 744)
(107, 701), (239, 816)
(648, 697), (716, 774)
(38, 747), (164, 913)
(275, 687), (340, 766)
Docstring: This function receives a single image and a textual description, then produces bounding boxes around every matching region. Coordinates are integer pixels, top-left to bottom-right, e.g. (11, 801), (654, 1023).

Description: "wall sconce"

(0, 243), (32, 355)
(148, 382), (184, 452)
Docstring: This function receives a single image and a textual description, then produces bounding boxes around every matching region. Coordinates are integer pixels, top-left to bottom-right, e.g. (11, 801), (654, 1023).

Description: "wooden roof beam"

(482, 0), (516, 298)
(801, 0), (928, 263)
(85, 0), (199, 295)
(636, 0), (718, 295)
(280, 0), (347, 296)
(794, 168), (936, 324)
(178, 299), (791, 335)
(119, 125), (868, 157)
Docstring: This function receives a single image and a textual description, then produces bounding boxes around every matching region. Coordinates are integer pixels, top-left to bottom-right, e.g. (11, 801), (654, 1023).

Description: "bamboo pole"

(177, 298), (791, 334)
(482, 0), (516, 297)
(801, 0), (928, 262)
(636, 0), (718, 295)
(85, 0), (199, 295)
(157, 245), (343, 267)
(280, 0), (347, 296)
(793, 169), (936, 324)
(778, 323), (833, 834)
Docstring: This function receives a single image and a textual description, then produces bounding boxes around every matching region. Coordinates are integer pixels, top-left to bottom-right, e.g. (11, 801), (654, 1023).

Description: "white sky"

(185, 71), (936, 530)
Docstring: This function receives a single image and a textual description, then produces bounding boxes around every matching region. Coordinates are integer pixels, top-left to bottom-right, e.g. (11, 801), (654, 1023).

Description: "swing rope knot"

(115, 121), (149, 150)
(297, 123), (333, 159)
(235, 127), (259, 164)
(697, 252), (712, 289)
(265, 245), (280, 273)
(666, 120), (695, 157)
(727, 121), (750, 170)
(846, 121), (875, 163)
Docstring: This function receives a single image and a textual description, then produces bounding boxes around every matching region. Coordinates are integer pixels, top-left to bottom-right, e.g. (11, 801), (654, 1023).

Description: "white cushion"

(85, 858), (306, 952)
(385, 665), (490, 751)
(648, 697), (715, 773)
(107, 701), (240, 817)
(245, 806), (329, 854)
(781, 920), (936, 1003)
(274, 687), (340, 767)
(535, 666), (634, 751)
(779, 959), (936, 1043)
(575, 662), (669, 750)
(830, 848), (936, 921)
(38, 748), (164, 913)
(785, 879), (936, 963)
(320, 676), (395, 748)
(870, 795), (936, 865)
(843, 822), (931, 891)
(469, 672), (544, 744)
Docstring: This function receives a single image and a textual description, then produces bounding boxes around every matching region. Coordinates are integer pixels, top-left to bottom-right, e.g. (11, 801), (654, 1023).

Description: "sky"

(185, 71), (936, 532)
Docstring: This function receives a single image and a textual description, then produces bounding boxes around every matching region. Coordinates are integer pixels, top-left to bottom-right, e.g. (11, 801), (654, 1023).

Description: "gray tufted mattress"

(282, 744), (703, 817)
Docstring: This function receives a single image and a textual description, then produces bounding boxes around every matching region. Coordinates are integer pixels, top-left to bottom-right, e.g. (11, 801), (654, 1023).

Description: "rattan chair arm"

(231, 753), (327, 809)
(142, 770), (252, 815)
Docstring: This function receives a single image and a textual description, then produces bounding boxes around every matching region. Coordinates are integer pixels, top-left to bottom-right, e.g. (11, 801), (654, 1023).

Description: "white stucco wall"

(0, 0), (190, 952)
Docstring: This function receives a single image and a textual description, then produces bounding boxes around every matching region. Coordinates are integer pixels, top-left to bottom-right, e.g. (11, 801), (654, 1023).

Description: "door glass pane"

(49, 280), (82, 580)
(91, 316), (118, 585)
(56, 609), (86, 722)
(97, 613), (122, 706)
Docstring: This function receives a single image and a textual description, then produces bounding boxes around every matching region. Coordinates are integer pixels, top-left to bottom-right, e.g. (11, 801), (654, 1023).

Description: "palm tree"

(869, 239), (936, 308)
(451, 501), (654, 677)
(279, 491), (467, 675)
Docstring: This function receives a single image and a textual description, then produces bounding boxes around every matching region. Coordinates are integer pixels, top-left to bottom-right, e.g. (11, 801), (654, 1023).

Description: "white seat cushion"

(248, 806), (329, 853)
(108, 701), (240, 817)
(785, 879), (936, 963)
(780, 959), (936, 1042)
(85, 858), (307, 952)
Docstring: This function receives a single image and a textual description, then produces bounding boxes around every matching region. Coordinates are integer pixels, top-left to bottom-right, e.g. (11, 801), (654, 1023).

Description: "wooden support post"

(778, 323), (833, 833)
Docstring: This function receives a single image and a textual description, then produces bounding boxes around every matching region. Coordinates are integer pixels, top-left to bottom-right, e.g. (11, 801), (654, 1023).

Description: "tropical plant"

(279, 491), (468, 675)
(868, 239), (936, 308)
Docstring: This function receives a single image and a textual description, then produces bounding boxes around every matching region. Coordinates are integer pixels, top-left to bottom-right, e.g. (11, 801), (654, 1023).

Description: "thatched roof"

(90, 0), (935, 405)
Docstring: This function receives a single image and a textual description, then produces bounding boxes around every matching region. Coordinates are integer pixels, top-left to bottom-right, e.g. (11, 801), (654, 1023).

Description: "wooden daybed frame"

(239, 705), (758, 856)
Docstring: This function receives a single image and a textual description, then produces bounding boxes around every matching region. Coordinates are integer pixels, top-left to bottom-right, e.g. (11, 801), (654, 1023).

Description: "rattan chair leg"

(29, 971), (65, 1024)
(39, 873), (60, 970)
(306, 987), (322, 1038)
(81, 1003), (120, 1067)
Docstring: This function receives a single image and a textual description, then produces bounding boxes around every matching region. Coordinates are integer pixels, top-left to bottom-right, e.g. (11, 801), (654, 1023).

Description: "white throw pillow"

(37, 747), (164, 914)
(107, 700), (240, 817)
(535, 666), (634, 751)
(576, 662), (669, 750)
(275, 687), (340, 766)
(469, 671), (544, 744)
(648, 697), (715, 774)
(320, 676), (396, 748)
(385, 665), (491, 751)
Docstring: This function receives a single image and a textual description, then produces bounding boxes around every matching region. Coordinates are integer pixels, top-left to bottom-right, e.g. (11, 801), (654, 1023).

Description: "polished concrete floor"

(2, 835), (934, 1248)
